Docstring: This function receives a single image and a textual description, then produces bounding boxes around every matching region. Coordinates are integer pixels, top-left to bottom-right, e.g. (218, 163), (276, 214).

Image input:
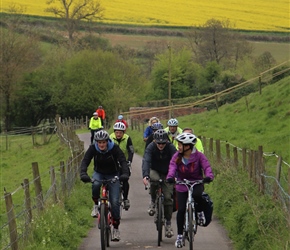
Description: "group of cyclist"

(80, 113), (214, 247)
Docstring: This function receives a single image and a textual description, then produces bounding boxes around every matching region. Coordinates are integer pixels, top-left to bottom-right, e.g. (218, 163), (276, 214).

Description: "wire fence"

(201, 137), (290, 225)
(0, 119), (85, 250)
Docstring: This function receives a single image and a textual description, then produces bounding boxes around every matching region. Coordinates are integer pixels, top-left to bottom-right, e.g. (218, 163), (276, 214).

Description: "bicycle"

(175, 179), (204, 250)
(95, 176), (119, 250)
(146, 178), (166, 246)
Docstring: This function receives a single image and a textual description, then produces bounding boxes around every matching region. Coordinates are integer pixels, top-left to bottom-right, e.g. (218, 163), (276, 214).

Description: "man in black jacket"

(80, 130), (129, 242)
(142, 129), (177, 238)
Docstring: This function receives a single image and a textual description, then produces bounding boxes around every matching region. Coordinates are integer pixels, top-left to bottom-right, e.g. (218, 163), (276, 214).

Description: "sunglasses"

(157, 142), (166, 145)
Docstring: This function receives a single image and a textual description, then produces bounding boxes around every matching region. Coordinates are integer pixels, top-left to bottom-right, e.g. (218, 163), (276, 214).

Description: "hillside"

(176, 76), (290, 163)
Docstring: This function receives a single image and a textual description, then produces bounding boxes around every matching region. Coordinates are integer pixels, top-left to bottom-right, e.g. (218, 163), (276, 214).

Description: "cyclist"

(89, 112), (103, 144)
(110, 122), (134, 210)
(142, 129), (177, 238)
(182, 127), (204, 153)
(143, 116), (160, 142)
(164, 118), (183, 149)
(166, 132), (214, 248)
(96, 105), (106, 126)
(116, 114), (128, 128)
(80, 130), (129, 241)
(145, 122), (163, 148)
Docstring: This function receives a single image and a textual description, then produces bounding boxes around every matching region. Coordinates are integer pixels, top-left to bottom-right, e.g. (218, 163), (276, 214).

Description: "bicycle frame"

(96, 177), (118, 250)
(151, 179), (165, 246)
(176, 179), (203, 250)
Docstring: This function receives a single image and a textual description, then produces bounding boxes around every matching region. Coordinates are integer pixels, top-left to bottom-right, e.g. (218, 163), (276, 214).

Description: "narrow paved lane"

(78, 133), (233, 250)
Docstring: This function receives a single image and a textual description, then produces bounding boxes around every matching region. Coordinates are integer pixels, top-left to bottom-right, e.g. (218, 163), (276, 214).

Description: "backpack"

(195, 192), (213, 227)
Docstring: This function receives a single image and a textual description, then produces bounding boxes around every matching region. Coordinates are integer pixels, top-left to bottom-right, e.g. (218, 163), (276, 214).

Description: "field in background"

(1, 0), (289, 32)
(103, 33), (290, 63)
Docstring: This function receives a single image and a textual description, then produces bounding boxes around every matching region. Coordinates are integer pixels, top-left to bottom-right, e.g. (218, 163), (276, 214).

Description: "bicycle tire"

(106, 211), (110, 247)
(157, 196), (163, 246)
(100, 203), (107, 250)
(188, 204), (194, 250)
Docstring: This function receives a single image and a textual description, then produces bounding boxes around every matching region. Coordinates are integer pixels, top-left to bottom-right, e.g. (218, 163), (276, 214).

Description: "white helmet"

(167, 118), (178, 126)
(113, 122), (126, 131)
(176, 133), (197, 145)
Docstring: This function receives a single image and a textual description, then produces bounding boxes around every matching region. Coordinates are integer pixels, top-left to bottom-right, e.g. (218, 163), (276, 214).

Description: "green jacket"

(89, 117), (102, 130)
(110, 133), (134, 162)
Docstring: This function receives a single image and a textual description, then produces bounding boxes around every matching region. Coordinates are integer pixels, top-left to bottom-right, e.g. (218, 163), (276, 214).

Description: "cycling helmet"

(93, 112), (98, 116)
(167, 118), (178, 126)
(113, 122), (126, 131)
(176, 132), (197, 145)
(94, 130), (109, 141)
(118, 114), (123, 120)
(151, 122), (163, 130)
(154, 129), (169, 143)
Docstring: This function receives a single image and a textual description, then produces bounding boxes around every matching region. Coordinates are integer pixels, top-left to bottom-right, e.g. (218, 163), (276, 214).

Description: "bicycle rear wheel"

(188, 204), (195, 250)
(100, 203), (107, 250)
(157, 196), (163, 246)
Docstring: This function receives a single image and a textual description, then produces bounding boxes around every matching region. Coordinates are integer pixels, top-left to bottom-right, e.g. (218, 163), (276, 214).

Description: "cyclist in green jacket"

(164, 118), (183, 149)
(110, 122), (134, 210)
(89, 112), (103, 144)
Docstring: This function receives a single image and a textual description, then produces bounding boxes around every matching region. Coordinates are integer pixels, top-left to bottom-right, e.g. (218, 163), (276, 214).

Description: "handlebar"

(92, 176), (119, 184)
(175, 179), (204, 186)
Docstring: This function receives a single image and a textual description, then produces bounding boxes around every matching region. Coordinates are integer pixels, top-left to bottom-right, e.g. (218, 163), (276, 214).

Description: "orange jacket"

(96, 108), (106, 119)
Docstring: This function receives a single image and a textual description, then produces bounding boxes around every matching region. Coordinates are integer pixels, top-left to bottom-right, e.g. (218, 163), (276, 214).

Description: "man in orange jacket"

(96, 106), (106, 126)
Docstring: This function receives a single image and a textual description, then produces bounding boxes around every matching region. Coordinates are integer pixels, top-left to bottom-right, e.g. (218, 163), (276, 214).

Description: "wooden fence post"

(60, 161), (66, 197)
(226, 143), (230, 165)
(202, 136), (207, 155)
(50, 166), (58, 203)
(216, 139), (221, 163)
(233, 147), (238, 168)
(4, 192), (18, 250)
(273, 156), (282, 200)
(258, 146), (265, 194)
(32, 162), (44, 211)
(23, 178), (32, 225)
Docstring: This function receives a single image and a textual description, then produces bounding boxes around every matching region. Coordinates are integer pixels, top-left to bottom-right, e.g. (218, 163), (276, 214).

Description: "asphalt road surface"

(78, 133), (233, 250)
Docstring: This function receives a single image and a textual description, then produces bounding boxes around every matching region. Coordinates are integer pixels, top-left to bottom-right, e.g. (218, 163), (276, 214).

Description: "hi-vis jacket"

(110, 133), (134, 162)
(89, 117), (102, 130)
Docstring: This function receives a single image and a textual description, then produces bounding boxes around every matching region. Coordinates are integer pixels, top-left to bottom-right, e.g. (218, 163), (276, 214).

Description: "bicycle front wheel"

(157, 196), (163, 246)
(188, 203), (195, 250)
(100, 203), (107, 250)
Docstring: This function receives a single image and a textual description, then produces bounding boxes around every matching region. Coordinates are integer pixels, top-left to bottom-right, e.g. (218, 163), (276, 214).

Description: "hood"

(94, 139), (114, 153)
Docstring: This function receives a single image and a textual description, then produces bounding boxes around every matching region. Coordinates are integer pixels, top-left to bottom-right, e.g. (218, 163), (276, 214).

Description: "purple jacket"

(167, 150), (214, 192)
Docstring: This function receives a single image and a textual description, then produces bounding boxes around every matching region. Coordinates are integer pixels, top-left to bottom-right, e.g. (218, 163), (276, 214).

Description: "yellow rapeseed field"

(1, 0), (289, 32)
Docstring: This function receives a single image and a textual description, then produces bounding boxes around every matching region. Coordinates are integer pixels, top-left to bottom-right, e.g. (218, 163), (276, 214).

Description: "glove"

(119, 174), (129, 182)
(80, 174), (91, 183)
(166, 178), (175, 184)
(203, 177), (212, 183)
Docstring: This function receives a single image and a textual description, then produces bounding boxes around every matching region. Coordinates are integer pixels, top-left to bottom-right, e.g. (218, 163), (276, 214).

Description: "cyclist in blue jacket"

(80, 130), (129, 242)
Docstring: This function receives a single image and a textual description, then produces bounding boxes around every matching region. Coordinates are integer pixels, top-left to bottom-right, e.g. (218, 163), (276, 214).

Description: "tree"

(185, 19), (252, 69)
(45, 0), (104, 41)
(0, 7), (41, 131)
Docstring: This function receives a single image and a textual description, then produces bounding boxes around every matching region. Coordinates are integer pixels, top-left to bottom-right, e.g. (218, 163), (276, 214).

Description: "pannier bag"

(196, 192), (213, 227)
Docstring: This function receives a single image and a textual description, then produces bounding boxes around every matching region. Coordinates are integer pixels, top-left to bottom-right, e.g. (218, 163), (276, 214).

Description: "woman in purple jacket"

(166, 132), (214, 248)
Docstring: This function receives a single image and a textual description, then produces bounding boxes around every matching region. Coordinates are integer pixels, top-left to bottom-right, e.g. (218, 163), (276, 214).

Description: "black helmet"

(94, 130), (109, 141)
(154, 129), (168, 143)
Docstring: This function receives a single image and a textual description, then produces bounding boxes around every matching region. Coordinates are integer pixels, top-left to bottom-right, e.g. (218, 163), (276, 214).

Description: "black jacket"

(142, 141), (177, 178)
(80, 141), (129, 176)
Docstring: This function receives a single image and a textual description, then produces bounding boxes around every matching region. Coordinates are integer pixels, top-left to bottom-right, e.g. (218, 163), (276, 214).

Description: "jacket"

(80, 139), (129, 176)
(167, 149), (214, 192)
(142, 141), (177, 178)
(110, 133), (134, 162)
(96, 108), (106, 119)
(164, 126), (183, 149)
(89, 117), (102, 130)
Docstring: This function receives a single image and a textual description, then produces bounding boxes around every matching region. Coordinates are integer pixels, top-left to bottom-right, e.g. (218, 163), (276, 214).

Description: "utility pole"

(168, 44), (172, 119)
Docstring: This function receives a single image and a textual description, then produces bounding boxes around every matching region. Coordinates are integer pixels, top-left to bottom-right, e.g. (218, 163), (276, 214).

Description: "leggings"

(176, 184), (204, 235)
